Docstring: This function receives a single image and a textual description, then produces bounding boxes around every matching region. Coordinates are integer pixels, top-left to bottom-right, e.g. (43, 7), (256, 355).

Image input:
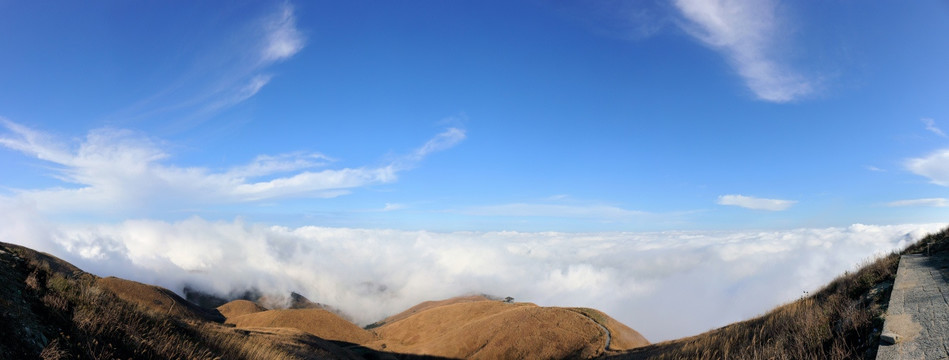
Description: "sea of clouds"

(1, 201), (941, 341)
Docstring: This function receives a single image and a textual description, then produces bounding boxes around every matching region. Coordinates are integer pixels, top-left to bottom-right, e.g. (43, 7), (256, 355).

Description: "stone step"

(876, 254), (949, 360)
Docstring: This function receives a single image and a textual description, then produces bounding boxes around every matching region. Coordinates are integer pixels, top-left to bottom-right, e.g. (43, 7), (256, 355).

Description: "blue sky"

(2, 1), (948, 232)
(3, 0), (949, 341)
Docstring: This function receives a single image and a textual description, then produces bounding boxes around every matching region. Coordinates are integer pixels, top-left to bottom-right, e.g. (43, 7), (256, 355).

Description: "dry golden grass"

(568, 308), (649, 351)
(609, 227), (949, 360)
(218, 299), (268, 319)
(905, 226), (949, 255)
(1, 242), (359, 359)
(96, 276), (224, 322)
(369, 294), (492, 328)
(610, 254), (901, 359)
(194, 323), (362, 360)
(227, 308), (379, 345)
(370, 299), (641, 359)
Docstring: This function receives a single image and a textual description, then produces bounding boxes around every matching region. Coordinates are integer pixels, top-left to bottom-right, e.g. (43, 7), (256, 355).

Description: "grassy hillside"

(366, 294), (494, 329)
(0, 242), (402, 359)
(96, 276), (225, 322)
(218, 299), (268, 319)
(226, 308), (380, 345)
(608, 226), (949, 360)
(369, 299), (649, 359)
(0, 241), (640, 359)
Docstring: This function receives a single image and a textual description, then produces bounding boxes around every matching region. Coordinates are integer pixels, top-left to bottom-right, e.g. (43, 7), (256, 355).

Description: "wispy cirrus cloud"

(260, 2), (305, 63)
(113, 2), (306, 128)
(227, 152), (334, 178)
(673, 0), (812, 102)
(462, 202), (647, 220)
(205, 74), (274, 112)
(922, 118), (947, 137)
(405, 127), (467, 163)
(906, 149), (949, 186)
(0, 118), (464, 216)
(717, 194), (796, 211)
(381, 203), (406, 211)
(886, 198), (948, 208)
(201, 2), (305, 114)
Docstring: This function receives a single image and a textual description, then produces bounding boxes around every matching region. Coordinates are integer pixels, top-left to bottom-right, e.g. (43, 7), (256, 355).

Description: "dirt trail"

(574, 311), (613, 351)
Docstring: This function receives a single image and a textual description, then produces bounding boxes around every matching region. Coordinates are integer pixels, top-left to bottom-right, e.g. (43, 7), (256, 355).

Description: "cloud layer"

(1, 207), (939, 342)
(673, 0), (812, 102)
(887, 198), (948, 207)
(0, 119), (464, 216)
(717, 194), (796, 211)
(906, 149), (949, 186)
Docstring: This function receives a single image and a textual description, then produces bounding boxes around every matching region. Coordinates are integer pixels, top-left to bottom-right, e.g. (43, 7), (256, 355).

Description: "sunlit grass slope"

(608, 226), (949, 360)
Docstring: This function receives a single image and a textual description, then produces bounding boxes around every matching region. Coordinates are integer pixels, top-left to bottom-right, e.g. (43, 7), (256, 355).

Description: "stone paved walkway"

(877, 254), (949, 360)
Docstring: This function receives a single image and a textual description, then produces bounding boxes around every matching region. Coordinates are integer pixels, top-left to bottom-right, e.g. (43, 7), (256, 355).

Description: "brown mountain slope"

(227, 308), (379, 345)
(369, 294), (492, 328)
(568, 307), (649, 351)
(97, 276), (225, 322)
(218, 299), (268, 319)
(0, 242), (83, 277)
(369, 299), (648, 359)
(0, 240), (650, 359)
(0, 241), (368, 359)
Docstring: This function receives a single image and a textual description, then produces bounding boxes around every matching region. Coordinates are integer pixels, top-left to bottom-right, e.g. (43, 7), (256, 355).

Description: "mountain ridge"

(0, 240), (648, 359)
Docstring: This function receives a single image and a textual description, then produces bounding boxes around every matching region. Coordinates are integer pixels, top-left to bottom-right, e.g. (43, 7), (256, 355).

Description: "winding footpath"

(573, 311), (613, 351)
(876, 253), (949, 360)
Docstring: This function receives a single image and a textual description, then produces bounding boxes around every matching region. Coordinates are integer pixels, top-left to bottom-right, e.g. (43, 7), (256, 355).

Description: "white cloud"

(1, 209), (940, 342)
(111, 3), (306, 126)
(382, 203), (406, 211)
(0, 119), (463, 215)
(409, 127), (467, 161)
(227, 152), (334, 178)
(717, 194), (796, 211)
(906, 149), (949, 186)
(464, 203), (647, 219)
(205, 3), (303, 111)
(865, 165), (886, 172)
(208, 74), (273, 112)
(673, 0), (812, 102)
(231, 167), (397, 201)
(239, 74), (273, 101)
(260, 2), (305, 63)
(886, 198), (948, 207)
(922, 118), (947, 137)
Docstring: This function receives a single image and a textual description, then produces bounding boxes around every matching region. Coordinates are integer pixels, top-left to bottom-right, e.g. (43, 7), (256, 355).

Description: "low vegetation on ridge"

(608, 226), (949, 360)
